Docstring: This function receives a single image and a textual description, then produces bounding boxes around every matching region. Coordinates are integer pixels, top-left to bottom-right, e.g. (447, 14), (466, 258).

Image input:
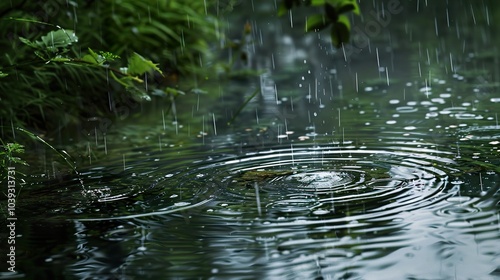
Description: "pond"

(1, 0), (499, 279)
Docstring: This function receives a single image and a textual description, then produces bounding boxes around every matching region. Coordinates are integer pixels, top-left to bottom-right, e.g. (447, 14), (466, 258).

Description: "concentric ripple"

(73, 142), (498, 279)
(65, 142), (459, 222)
(202, 144), (459, 221)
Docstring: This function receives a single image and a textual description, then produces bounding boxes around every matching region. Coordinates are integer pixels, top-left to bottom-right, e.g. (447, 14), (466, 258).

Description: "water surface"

(1, 0), (500, 279)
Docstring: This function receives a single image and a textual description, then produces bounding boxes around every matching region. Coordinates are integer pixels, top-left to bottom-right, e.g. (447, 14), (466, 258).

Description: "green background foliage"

(0, 0), (223, 133)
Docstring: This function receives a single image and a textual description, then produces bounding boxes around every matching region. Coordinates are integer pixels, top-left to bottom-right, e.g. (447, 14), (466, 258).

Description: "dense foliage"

(0, 0), (359, 179)
(0, 0), (226, 133)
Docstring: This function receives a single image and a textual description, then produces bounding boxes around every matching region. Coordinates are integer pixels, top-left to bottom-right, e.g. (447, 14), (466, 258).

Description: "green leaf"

(337, 0), (360, 15)
(0, 71), (8, 78)
(306, 14), (330, 32)
(128, 52), (162, 76)
(310, 0), (326, 6)
(19, 37), (38, 48)
(126, 86), (151, 102)
(88, 47), (100, 60)
(51, 56), (71, 62)
(166, 87), (185, 96)
(34, 50), (48, 60)
(39, 29), (78, 50)
(81, 54), (99, 65)
(330, 14), (351, 48)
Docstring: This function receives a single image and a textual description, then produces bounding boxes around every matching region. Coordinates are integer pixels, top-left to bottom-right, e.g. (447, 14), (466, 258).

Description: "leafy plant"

(0, 20), (166, 132)
(0, 127), (83, 185)
(0, 140), (28, 168)
(0, 0), (227, 134)
(279, 0), (360, 48)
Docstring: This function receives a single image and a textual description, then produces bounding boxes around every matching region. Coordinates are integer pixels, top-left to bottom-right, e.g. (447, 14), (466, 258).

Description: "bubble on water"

(455, 113), (479, 120)
(419, 86), (432, 93)
(313, 209), (330, 215)
(365, 87), (374, 92)
(490, 97), (500, 103)
(426, 112), (439, 118)
(396, 106), (418, 113)
(431, 98), (446, 104)
(389, 99), (400, 104)
(404, 126), (417, 130)
(386, 120), (397, 124)
(174, 202), (191, 207)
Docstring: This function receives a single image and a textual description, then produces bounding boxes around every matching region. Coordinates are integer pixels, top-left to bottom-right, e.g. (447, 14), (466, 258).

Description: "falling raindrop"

(104, 134), (107, 155)
(434, 17), (439, 36)
(342, 44), (347, 62)
(162, 109), (166, 130)
(470, 4), (476, 25)
(94, 127), (98, 146)
(376, 47), (380, 71)
(88, 142), (91, 165)
(386, 67), (389, 86)
(212, 113), (217, 136)
(338, 108), (341, 127)
(485, 4), (490, 26)
(254, 182), (261, 216)
(355, 72), (359, 92)
(449, 53), (454, 72)
(274, 84), (279, 105)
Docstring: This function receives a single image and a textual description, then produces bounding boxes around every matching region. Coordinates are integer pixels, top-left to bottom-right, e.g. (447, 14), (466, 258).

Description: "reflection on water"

(2, 0), (500, 279)
(4, 138), (498, 279)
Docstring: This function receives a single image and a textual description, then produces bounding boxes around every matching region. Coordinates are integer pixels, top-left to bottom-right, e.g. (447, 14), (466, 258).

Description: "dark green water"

(1, 0), (500, 279)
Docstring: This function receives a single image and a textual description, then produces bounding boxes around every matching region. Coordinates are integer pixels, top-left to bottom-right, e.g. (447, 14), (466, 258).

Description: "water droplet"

(313, 209), (330, 215)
